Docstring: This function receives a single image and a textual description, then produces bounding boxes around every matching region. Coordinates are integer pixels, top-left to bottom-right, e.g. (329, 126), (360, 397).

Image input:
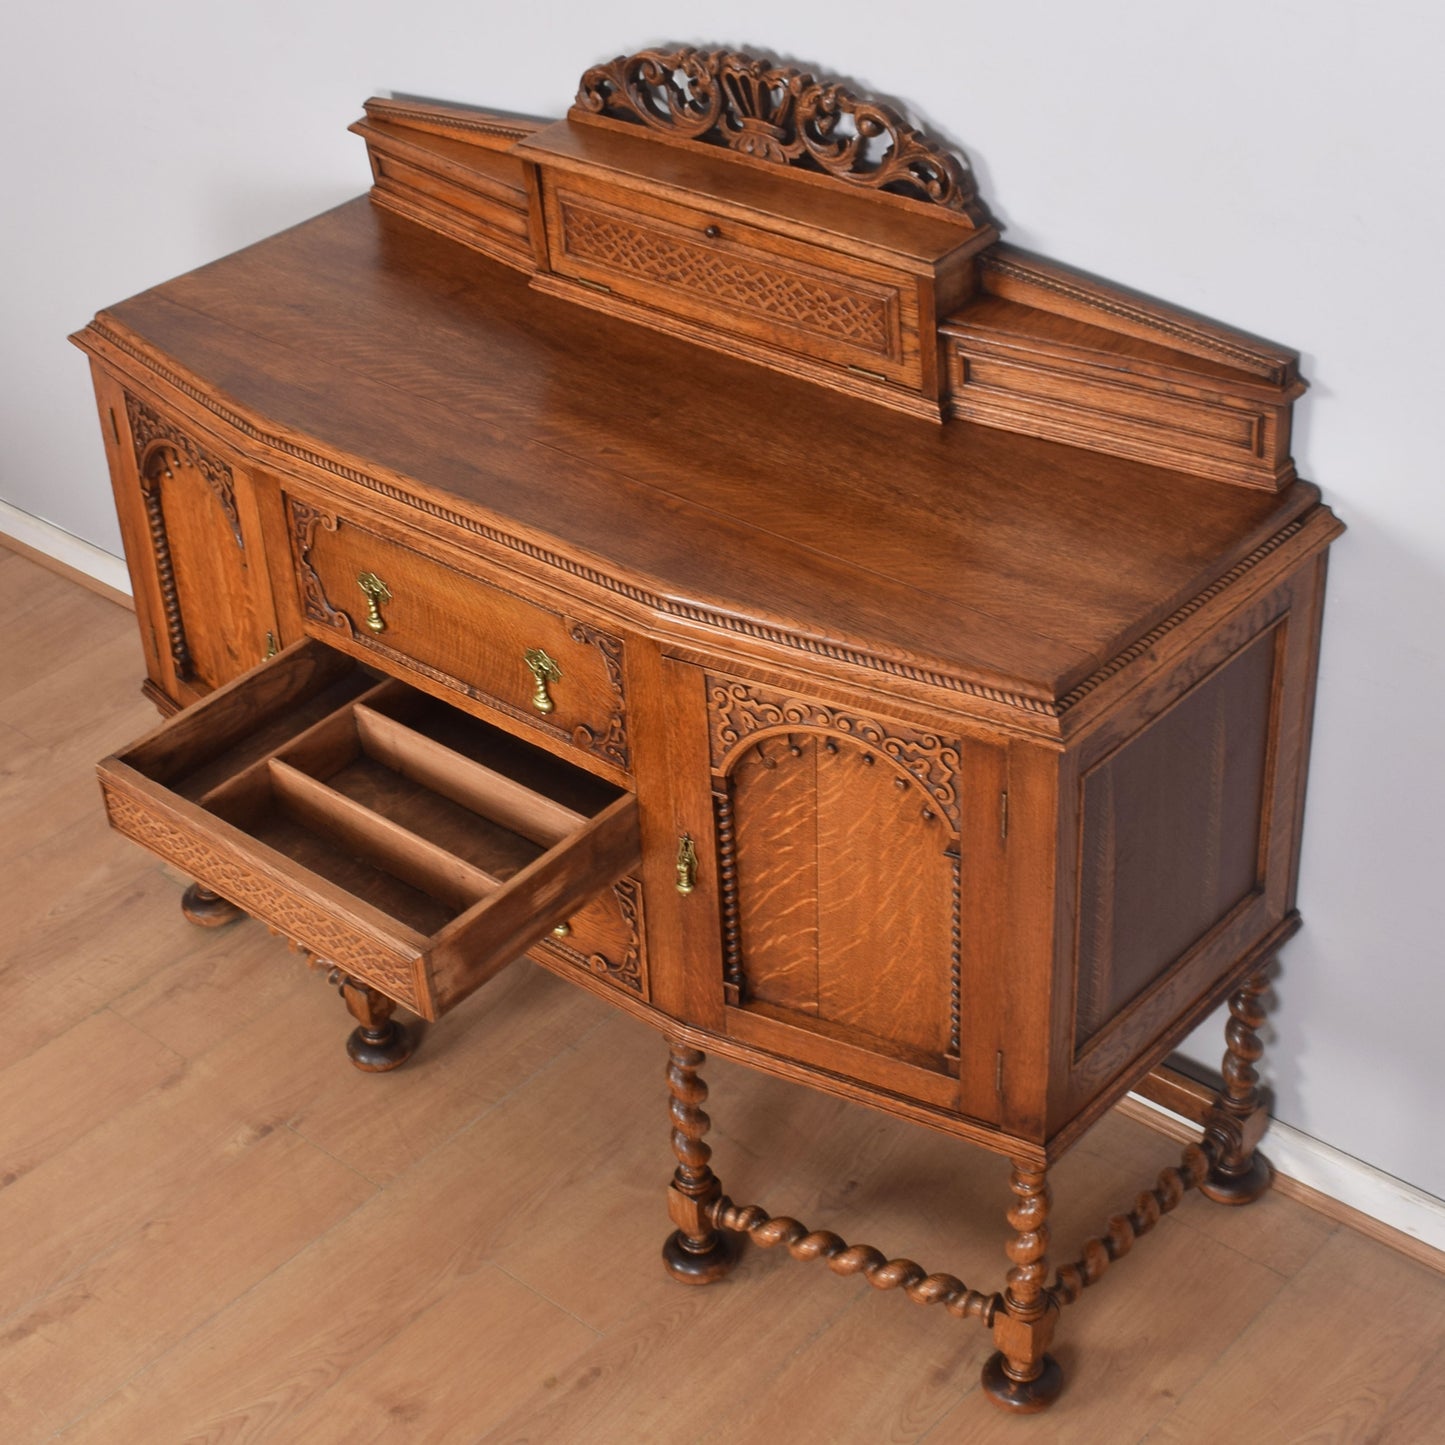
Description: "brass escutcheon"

(524, 647), (562, 713)
(675, 833), (699, 895)
(356, 571), (392, 633)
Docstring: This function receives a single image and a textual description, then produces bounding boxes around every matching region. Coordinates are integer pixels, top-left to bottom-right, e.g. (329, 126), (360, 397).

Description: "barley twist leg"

(661, 1041), (735, 1284)
(982, 1161), (1064, 1412)
(1201, 966), (1274, 1204)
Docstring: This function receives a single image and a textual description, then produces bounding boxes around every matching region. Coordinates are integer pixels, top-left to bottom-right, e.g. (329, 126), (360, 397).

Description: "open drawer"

(97, 639), (640, 1018)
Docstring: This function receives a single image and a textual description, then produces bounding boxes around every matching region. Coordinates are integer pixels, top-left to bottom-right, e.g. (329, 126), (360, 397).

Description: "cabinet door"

(690, 667), (1004, 1117)
(97, 373), (280, 706)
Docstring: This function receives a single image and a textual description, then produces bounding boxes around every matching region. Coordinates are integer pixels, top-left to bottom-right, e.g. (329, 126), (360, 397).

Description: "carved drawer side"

(99, 768), (428, 1010)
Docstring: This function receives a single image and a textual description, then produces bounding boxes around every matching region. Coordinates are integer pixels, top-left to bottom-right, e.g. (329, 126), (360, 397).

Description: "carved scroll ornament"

(577, 48), (985, 222)
(707, 676), (962, 829)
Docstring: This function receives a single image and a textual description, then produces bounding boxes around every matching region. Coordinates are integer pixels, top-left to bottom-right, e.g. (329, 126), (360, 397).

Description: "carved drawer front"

(97, 639), (640, 1020)
(532, 876), (648, 998)
(542, 176), (920, 389)
(286, 495), (629, 778)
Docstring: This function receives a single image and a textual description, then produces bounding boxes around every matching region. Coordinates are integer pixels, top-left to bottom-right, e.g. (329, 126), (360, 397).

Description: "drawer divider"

(267, 757), (503, 913)
(195, 677), (409, 817)
(353, 703), (586, 847)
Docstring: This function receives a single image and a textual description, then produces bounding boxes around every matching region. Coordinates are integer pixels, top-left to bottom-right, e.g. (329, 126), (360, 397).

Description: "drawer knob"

(675, 833), (699, 895)
(356, 571), (392, 633)
(704, 224), (722, 239)
(552, 920), (572, 939)
(523, 647), (563, 714)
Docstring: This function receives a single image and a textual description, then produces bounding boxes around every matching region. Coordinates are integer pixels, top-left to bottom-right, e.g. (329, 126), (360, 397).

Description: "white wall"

(7, 3), (1443, 1199)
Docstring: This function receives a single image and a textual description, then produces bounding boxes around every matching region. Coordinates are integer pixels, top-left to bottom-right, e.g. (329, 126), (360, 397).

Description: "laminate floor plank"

(1371, 1336), (1445, 1443)
(0, 835), (197, 1065)
(0, 571), (124, 698)
(257, 1265), (599, 1444)
(1143, 1227), (1445, 1444)
(0, 1008), (183, 1190)
(2, 563), (1437, 1444)
(50, 1027), (672, 1444)
(3, 1125), (374, 1443)
(190, 959), (609, 1187)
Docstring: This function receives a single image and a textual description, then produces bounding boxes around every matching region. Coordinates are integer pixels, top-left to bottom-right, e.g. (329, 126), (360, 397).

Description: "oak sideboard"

(73, 47), (1343, 1413)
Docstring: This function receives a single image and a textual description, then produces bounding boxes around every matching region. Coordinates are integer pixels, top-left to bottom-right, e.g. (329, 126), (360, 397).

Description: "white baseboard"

(0, 500), (132, 597)
(1128, 1091), (1445, 1259)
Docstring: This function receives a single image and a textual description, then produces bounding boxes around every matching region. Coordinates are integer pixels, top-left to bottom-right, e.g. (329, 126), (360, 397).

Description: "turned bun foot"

(335, 973), (413, 1072)
(1201, 1150), (1274, 1206)
(345, 1018), (413, 1072)
(181, 883), (243, 928)
(662, 1228), (736, 1285)
(981, 1351), (1064, 1413)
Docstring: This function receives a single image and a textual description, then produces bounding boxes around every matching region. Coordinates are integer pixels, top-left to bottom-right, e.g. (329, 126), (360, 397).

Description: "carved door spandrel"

(706, 674), (964, 1073)
(124, 393), (277, 695)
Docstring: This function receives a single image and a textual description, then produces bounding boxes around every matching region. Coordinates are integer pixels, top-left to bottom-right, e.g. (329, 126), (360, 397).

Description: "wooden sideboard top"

(86, 197), (1334, 721)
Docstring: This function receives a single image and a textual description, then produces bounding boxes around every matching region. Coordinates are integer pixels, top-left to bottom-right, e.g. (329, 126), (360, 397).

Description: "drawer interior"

(145, 672), (621, 938)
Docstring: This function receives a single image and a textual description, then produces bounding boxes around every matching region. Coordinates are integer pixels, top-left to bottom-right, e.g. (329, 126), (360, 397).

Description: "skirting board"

(0, 500), (132, 607)
(1124, 1090), (1445, 1272)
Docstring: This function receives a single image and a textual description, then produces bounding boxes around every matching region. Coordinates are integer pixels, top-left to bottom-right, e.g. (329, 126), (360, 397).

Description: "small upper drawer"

(98, 640), (641, 1019)
(285, 494), (629, 778)
(544, 174), (920, 389)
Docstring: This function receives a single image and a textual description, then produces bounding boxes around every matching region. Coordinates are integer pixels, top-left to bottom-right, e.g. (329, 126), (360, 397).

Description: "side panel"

(1051, 562), (1327, 1132)
(91, 366), (280, 706)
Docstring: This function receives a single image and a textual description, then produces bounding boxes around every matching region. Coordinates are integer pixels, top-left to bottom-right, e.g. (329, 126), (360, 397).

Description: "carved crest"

(576, 48), (985, 222)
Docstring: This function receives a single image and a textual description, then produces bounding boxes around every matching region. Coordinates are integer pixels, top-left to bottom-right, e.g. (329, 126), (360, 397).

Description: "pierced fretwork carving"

(706, 676), (962, 829)
(576, 48), (986, 222)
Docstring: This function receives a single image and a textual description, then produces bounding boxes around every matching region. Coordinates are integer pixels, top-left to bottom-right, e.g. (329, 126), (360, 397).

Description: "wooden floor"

(2, 547), (1442, 1444)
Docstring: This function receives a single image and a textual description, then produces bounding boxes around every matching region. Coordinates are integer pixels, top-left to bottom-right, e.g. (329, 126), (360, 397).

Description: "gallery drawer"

(97, 640), (641, 1019)
(285, 494), (630, 777)
(542, 174), (920, 389)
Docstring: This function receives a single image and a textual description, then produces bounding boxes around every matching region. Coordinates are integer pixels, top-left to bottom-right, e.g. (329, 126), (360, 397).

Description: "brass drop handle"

(675, 833), (699, 895)
(524, 647), (562, 714)
(356, 571), (392, 633)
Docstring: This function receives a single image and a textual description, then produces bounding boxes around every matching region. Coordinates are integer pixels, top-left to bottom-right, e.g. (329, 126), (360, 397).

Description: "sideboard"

(72, 47), (1343, 1413)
